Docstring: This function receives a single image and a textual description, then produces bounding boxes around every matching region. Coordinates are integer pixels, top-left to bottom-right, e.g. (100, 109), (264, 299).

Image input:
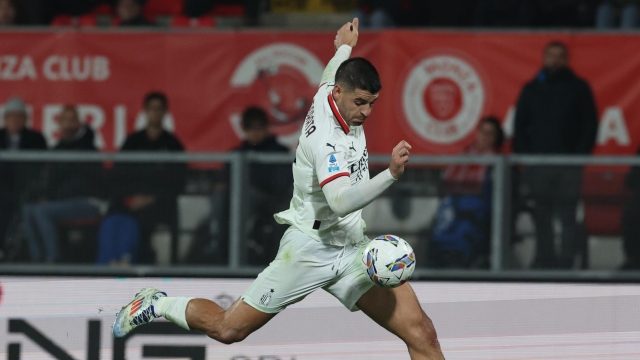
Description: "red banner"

(0, 30), (638, 155)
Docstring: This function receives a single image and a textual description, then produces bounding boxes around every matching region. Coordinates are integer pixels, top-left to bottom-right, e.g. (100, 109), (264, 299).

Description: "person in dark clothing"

(0, 98), (47, 150)
(214, 107), (292, 265)
(116, 0), (152, 26)
(237, 107), (292, 194)
(0, 98), (47, 261)
(21, 105), (106, 263)
(110, 92), (185, 264)
(513, 41), (598, 269)
(622, 155), (640, 270)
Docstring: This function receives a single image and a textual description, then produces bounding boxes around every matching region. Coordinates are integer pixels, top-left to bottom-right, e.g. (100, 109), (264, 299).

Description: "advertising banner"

(0, 31), (638, 155)
(1, 277), (640, 359)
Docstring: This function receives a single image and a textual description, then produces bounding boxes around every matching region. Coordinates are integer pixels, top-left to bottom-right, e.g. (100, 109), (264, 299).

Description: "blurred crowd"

(0, 91), (293, 267)
(0, 35), (638, 271)
(0, 0), (639, 29)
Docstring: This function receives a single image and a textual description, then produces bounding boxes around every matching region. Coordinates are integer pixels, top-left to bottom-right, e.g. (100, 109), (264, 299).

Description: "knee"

(206, 324), (248, 345)
(406, 314), (440, 351)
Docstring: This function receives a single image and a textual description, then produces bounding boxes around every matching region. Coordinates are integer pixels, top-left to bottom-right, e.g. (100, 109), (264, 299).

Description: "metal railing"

(1, 151), (639, 281)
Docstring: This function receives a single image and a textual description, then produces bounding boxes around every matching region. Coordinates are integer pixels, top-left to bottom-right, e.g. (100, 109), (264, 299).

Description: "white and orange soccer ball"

(362, 235), (416, 288)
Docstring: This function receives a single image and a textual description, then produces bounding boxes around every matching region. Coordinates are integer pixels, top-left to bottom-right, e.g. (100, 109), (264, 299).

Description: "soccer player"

(112, 18), (445, 360)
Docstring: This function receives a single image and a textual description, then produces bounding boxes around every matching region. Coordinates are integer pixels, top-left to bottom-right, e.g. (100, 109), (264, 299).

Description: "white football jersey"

(274, 83), (370, 246)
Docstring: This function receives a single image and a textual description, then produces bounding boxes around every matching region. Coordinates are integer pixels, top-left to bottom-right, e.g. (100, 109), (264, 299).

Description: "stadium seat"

(78, 15), (97, 27)
(210, 4), (245, 16)
(171, 15), (215, 27)
(144, 0), (184, 19)
(51, 14), (74, 26)
(91, 4), (113, 16)
(582, 168), (629, 236)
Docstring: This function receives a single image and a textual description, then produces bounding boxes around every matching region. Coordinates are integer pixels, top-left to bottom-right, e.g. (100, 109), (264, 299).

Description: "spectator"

(110, 92), (185, 264)
(596, 0), (639, 28)
(215, 107), (292, 265)
(428, 116), (504, 269)
(622, 156), (640, 269)
(513, 41), (598, 269)
(0, 98), (46, 261)
(116, 0), (152, 26)
(0, 0), (16, 25)
(21, 105), (106, 263)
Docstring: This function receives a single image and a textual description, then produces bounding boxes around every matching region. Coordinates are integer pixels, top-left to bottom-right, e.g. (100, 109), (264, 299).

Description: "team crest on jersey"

(328, 154), (340, 173)
(260, 289), (274, 306)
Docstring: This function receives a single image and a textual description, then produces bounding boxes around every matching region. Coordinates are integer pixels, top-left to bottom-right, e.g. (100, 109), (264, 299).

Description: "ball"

(362, 235), (416, 288)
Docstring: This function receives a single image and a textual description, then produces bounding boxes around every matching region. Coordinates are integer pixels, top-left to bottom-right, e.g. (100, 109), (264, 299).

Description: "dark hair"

(480, 115), (504, 151)
(545, 41), (568, 54)
(143, 92), (168, 110)
(335, 57), (381, 94)
(241, 106), (269, 129)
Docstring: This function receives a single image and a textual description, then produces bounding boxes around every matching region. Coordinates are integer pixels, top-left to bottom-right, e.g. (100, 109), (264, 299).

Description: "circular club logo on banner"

(402, 55), (485, 145)
(228, 43), (324, 148)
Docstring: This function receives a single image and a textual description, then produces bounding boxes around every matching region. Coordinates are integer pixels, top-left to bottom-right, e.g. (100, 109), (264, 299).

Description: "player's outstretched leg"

(112, 287), (274, 344)
(356, 283), (445, 360)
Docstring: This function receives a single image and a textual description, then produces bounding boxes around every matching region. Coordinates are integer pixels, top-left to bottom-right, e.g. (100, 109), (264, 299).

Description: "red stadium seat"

(171, 15), (215, 27)
(51, 14), (74, 26)
(210, 4), (245, 16)
(91, 4), (113, 16)
(78, 15), (97, 27)
(197, 16), (215, 27)
(144, 0), (184, 19)
(582, 168), (629, 236)
(171, 14), (190, 26)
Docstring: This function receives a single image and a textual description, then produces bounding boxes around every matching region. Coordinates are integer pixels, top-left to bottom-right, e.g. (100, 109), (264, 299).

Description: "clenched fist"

(334, 17), (359, 51)
(389, 141), (411, 179)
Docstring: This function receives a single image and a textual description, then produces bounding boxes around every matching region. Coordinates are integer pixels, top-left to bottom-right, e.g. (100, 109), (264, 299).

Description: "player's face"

(333, 84), (379, 127)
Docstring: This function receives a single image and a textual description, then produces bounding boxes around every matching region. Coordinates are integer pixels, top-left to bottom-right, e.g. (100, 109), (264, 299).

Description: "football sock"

(154, 297), (193, 330)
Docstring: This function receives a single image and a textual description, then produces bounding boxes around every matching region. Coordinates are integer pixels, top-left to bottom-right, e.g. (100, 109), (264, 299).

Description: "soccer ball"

(362, 235), (416, 288)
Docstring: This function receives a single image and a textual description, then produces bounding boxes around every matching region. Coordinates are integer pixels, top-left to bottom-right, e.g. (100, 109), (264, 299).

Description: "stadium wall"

(0, 31), (638, 156)
(1, 277), (640, 359)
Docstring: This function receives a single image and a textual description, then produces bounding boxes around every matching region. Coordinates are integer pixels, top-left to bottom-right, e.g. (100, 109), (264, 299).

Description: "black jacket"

(110, 130), (186, 210)
(0, 128), (47, 203)
(227, 136), (292, 194)
(48, 126), (104, 200)
(0, 128), (47, 150)
(513, 68), (598, 155)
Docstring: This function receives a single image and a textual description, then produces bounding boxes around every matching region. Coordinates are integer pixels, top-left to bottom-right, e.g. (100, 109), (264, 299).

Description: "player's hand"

(334, 17), (359, 51)
(389, 141), (411, 179)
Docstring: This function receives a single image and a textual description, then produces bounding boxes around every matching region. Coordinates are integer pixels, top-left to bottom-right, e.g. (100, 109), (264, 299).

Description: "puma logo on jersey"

(326, 143), (336, 152)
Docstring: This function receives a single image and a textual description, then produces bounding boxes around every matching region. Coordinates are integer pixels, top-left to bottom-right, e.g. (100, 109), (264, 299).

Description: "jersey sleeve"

(319, 45), (352, 87)
(314, 143), (350, 188)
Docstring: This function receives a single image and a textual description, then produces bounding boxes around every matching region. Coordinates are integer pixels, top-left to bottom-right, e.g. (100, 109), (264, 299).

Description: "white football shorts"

(242, 226), (373, 313)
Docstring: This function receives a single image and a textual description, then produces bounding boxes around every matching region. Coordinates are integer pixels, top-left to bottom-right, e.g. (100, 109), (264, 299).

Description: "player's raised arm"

(319, 18), (359, 86)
